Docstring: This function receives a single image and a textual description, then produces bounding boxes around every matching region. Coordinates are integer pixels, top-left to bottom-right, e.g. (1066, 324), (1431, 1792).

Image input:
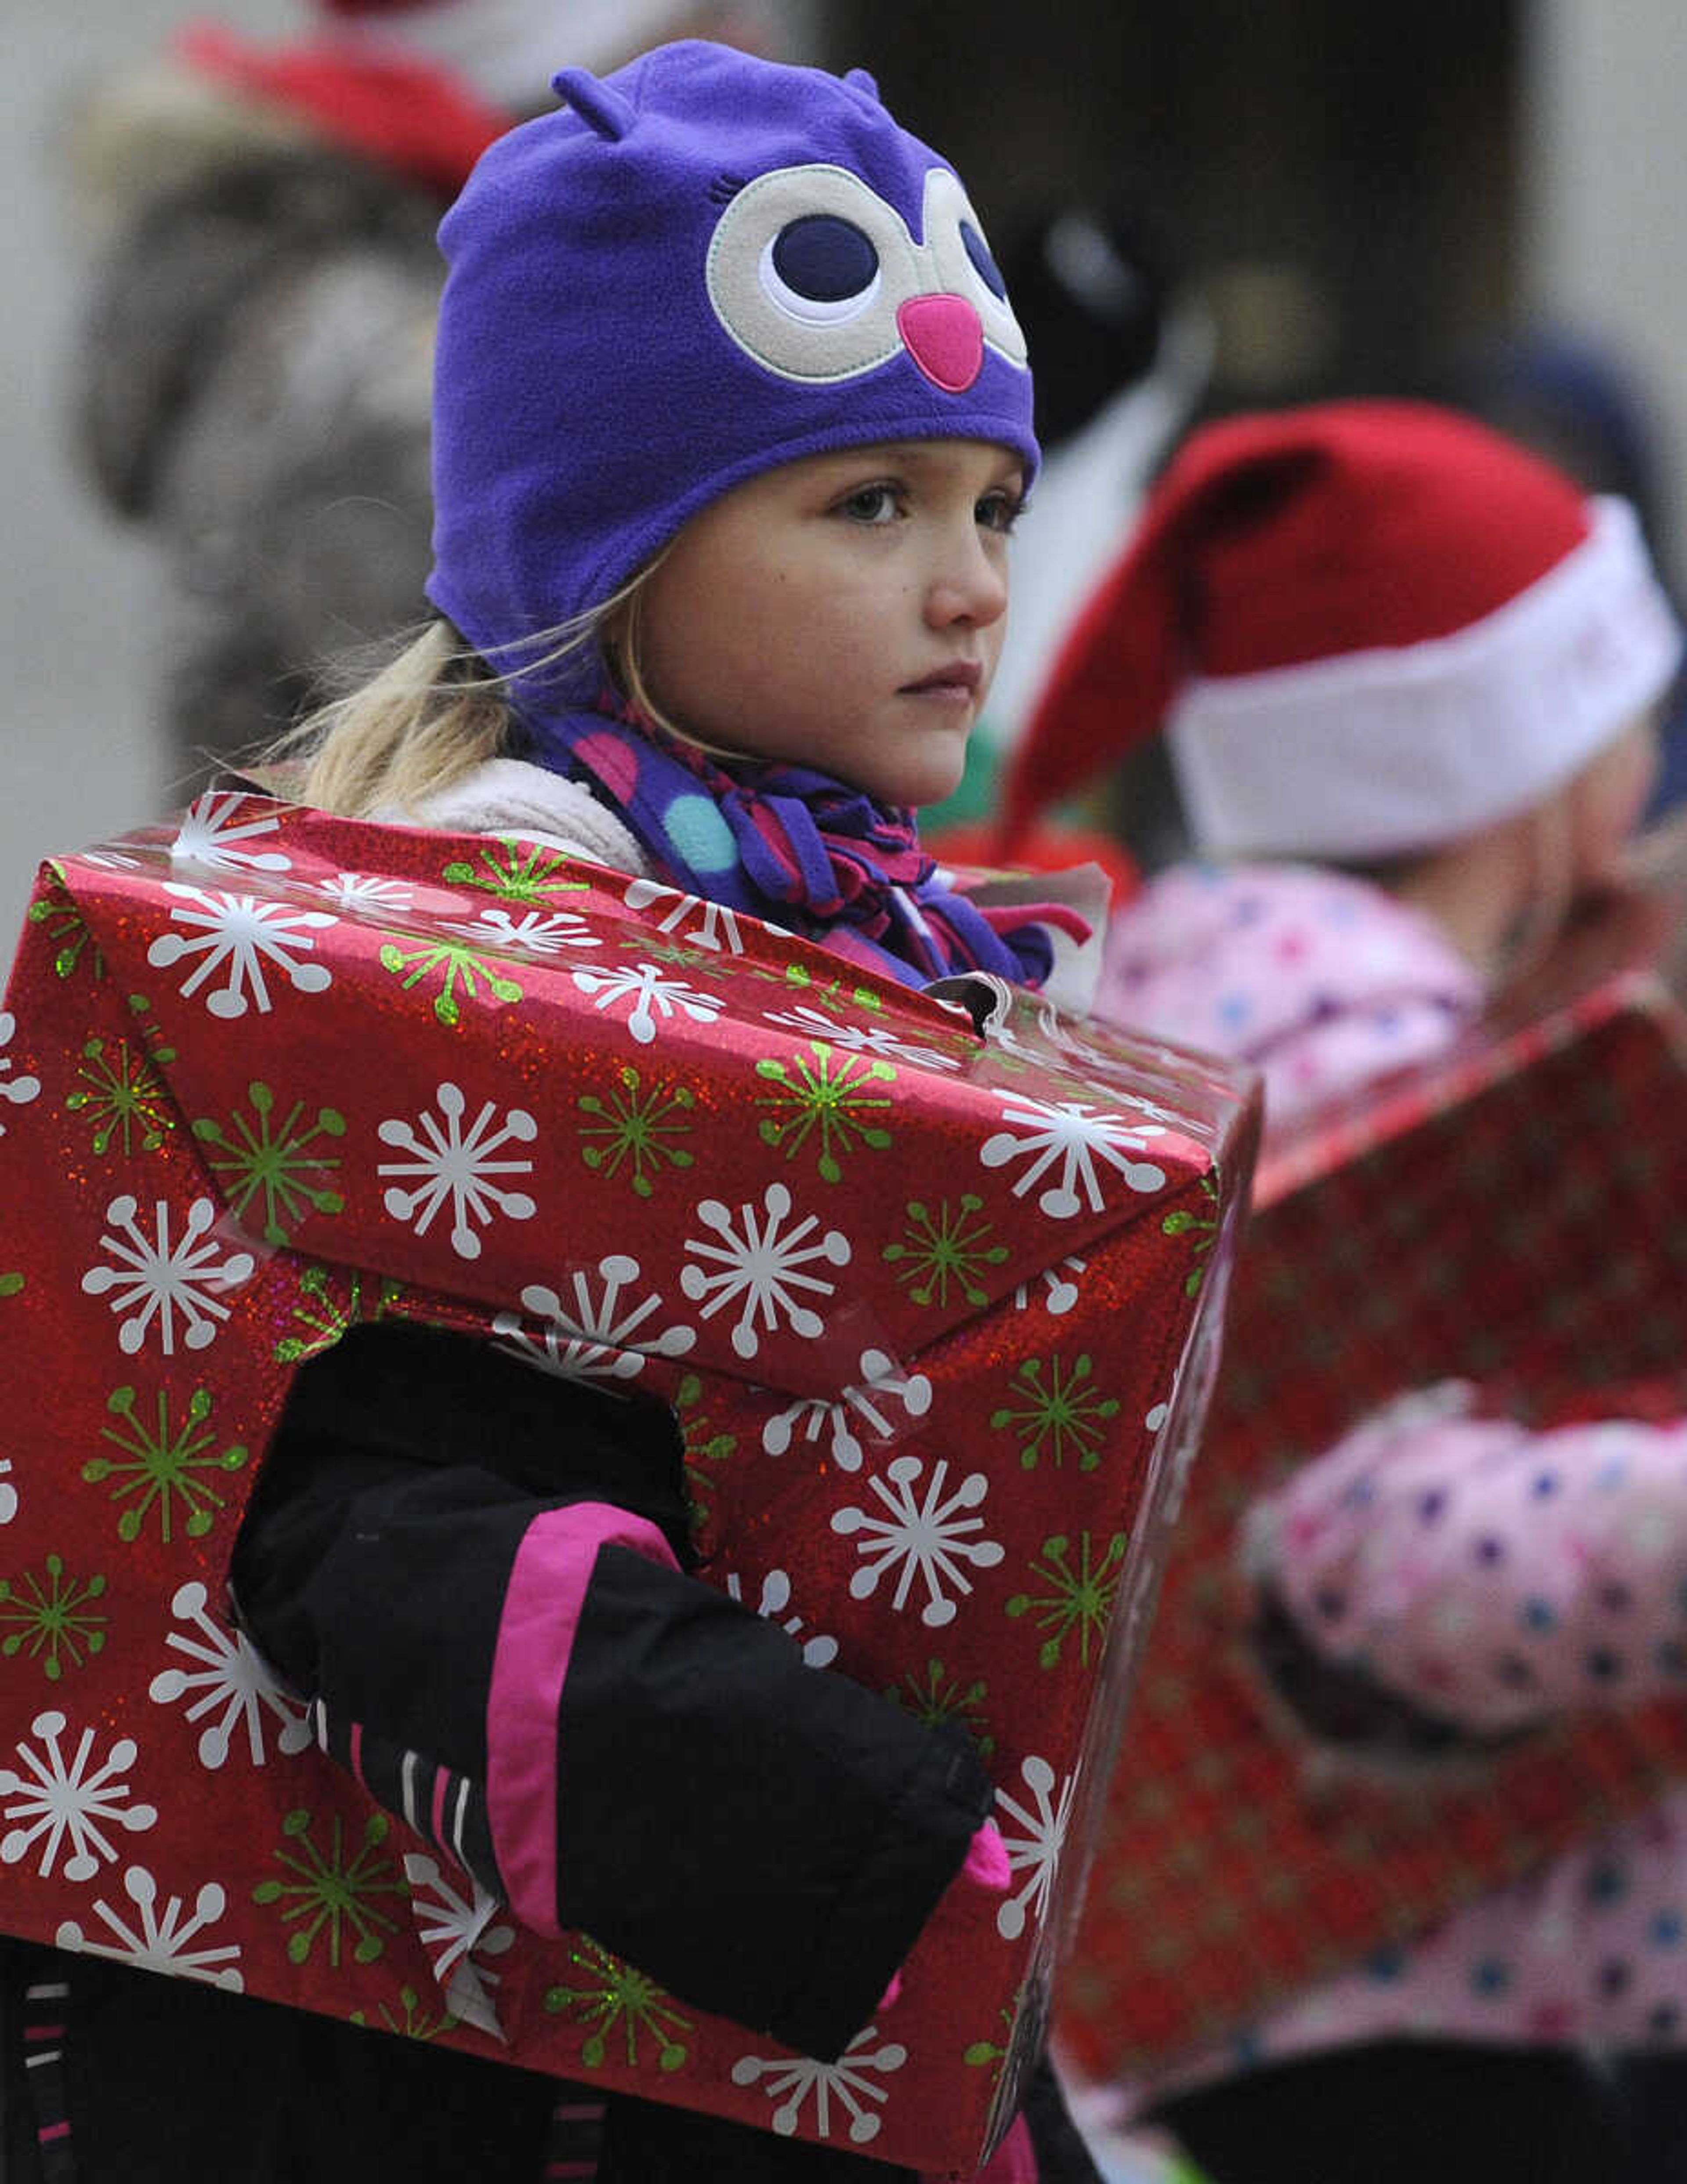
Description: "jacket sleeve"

(231, 1320), (992, 2062)
(1244, 1386), (1687, 1746)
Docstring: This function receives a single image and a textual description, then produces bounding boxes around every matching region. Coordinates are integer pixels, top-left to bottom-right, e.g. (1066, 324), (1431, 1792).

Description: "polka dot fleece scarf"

(523, 700), (1088, 992)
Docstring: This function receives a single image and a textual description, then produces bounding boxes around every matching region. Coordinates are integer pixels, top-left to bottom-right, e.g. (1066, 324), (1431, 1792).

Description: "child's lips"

(900, 662), (983, 698)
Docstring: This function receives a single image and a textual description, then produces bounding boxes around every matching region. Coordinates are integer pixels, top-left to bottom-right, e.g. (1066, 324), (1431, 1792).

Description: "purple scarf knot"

(517, 699), (1085, 992)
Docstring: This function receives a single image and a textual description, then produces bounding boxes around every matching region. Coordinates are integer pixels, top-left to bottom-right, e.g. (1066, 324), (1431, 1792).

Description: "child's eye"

(977, 489), (1024, 535)
(835, 482), (904, 525)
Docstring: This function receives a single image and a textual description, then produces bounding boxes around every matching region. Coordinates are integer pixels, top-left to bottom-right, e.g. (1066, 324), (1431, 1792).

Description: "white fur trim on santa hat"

(331, 0), (710, 112)
(1168, 497), (1683, 860)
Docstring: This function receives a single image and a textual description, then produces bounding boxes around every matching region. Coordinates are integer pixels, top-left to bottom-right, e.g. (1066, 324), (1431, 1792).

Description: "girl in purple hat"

(1, 38), (1113, 2184)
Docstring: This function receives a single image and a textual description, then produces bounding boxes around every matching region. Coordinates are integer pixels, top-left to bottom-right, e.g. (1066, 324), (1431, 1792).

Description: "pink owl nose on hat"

(897, 294), (984, 392)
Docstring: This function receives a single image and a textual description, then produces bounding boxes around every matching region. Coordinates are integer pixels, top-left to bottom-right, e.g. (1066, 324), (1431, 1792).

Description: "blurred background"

(3, 0), (1684, 935)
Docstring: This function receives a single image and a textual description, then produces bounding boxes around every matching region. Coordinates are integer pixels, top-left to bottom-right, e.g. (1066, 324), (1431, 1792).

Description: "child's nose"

(926, 530), (1008, 630)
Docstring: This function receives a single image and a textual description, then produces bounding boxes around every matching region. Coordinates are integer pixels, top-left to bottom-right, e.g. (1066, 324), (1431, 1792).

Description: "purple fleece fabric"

(425, 39), (1038, 706)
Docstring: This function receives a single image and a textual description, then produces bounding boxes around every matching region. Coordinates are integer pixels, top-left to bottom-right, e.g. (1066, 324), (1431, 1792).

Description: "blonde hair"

(264, 564), (667, 820)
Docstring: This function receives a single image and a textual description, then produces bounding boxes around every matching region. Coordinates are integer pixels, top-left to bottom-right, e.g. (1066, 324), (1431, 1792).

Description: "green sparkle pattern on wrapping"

(440, 838), (592, 904)
(28, 867), (105, 983)
(675, 1370), (738, 1541)
(882, 1194), (1009, 1308)
(379, 938), (522, 1028)
(274, 1264), (404, 1365)
(66, 1035), (176, 1158)
(191, 1081), (346, 1245)
(577, 1065), (696, 1199)
(1006, 1531), (1127, 1669)
(0, 1555), (108, 1680)
(84, 1386), (250, 1545)
(1162, 1168), (1223, 1297)
(883, 1655), (995, 1758)
(754, 1043), (895, 1183)
(989, 1354), (1121, 1472)
(253, 1808), (404, 1968)
(350, 1983), (460, 2040)
(543, 1938), (691, 2072)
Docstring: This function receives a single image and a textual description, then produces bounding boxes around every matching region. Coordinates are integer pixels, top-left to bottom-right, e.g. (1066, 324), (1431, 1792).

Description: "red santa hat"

(313, 0), (724, 109)
(999, 399), (1683, 862)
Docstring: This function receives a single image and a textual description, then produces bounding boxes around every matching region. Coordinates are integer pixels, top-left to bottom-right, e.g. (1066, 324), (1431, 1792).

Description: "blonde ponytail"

(264, 561), (677, 821)
(255, 621), (510, 820)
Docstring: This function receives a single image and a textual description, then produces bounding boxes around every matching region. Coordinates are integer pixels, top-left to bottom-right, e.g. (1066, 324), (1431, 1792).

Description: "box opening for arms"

(0, 791), (1256, 2173)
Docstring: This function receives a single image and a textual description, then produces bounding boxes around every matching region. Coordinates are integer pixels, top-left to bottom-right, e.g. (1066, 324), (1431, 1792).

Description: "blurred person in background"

(1440, 322), (1687, 818)
(63, 0), (795, 790)
(999, 400), (1687, 2184)
(968, 203), (1211, 765)
(918, 200), (1204, 906)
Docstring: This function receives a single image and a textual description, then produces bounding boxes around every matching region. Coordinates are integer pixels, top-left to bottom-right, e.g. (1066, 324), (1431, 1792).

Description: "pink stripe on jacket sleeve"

(485, 1501), (679, 1934)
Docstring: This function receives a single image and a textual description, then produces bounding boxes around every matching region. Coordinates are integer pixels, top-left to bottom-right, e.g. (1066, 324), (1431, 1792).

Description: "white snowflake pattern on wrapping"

(0, 1711), (158, 1881)
(731, 2026), (908, 2144)
(723, 1568), (838, 1668)
(315, 870), (416, 916)
(0, 1464), (14, 1527)
(624, 878), (764, 956)
(493, 1255), (696, 1384)
(759, 1004), (964, 1072)
(148, 1581), (312, 1769)
(979, 1094), (1168, 1219)
(0, 1012), (40, 1134)
(1012, 1257), (1086, 1316)
(169, 791), (293, 876)
(570, 960), (728, 1047)
(625, 878), (791, 956)
(376, 1083), (538, 1261)
(993, 1753), (1075, 1941)
(81, 1195), (257, 1356)
(442, 907), (599, 958)
(760, 1349), (932, 1471)
(1029, 1001), (1194, 1112)
(403, 1854), (516, 2038)
(830, 1455), (1004, 1629)
(146, 886), (335, 1020)
(679, 1183), (850, 1361)
(56, 1865), (243, 1990)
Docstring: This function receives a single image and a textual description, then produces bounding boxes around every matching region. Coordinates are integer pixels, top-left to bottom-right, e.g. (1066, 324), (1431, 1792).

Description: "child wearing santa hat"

(1001, 400), (1687, 2183)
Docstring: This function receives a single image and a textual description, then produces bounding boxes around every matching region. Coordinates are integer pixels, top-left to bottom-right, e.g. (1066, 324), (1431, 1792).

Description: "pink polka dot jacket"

(1092, 860), (1687, 2088)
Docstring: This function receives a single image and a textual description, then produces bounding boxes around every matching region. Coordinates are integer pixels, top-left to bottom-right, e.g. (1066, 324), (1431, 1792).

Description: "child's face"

(1568, 710), (1662, 886)
(635, 438), (1024, 805)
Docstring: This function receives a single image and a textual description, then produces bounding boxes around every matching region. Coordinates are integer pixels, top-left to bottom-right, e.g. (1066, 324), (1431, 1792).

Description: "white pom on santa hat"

(1002, 399), (1683, 862)
(314, 0), (717, 111)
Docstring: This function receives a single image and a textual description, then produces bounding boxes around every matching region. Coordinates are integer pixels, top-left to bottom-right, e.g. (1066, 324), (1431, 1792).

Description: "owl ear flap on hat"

(996, 424), (1335, 855)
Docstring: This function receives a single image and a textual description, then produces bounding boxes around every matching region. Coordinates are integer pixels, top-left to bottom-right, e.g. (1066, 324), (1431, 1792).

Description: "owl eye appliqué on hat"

(707, 162), (1028, 391)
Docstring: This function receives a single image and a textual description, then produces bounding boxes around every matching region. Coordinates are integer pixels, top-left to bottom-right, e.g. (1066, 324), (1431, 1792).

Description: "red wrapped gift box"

(1059, 883), (1687, 2083)
(0, 790), (1255, 2172)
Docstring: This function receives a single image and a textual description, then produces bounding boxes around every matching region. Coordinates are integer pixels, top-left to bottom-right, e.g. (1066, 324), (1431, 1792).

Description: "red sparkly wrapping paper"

(1058, 886), (1687, 2083)
(0, 791), (1255, 2173)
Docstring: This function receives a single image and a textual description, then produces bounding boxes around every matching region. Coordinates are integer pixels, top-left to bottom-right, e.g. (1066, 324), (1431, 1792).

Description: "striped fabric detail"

(486, 1505), (680, 1937)
(311, 1699), (503, 1899)
(543, 2094), (606, 2180)
(22, 1977), (77, 2184)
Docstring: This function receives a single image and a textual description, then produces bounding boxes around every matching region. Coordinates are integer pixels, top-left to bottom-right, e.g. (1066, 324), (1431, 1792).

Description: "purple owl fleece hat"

(425, 39), (1038, 697)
